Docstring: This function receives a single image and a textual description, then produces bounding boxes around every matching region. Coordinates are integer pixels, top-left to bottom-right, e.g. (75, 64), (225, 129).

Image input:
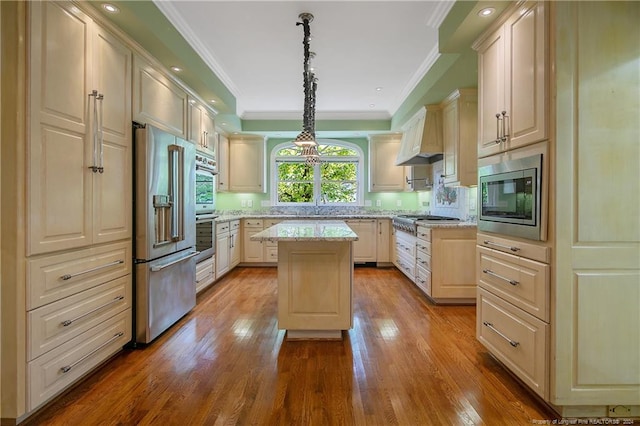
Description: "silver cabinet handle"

(60, 259), (124, 281)
(495, 113), (501, 144)
(500, 111), (509, 143)
(483, 269), (519, 286)
(96, 93), (105, 173)
(88, 90), (100, 172)
(150, 250), (198, 272)
(483, 321), (519, 347)
(61, 296), (125, 327)
(483, 240), (520, 252)
(60, 332), (124, 373)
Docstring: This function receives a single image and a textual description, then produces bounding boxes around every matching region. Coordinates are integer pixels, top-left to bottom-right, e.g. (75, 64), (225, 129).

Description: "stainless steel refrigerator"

(134, 124), (197, 344)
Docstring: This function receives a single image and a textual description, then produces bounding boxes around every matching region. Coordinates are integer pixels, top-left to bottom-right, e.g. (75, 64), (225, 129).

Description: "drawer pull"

(60, 260), (124, 281)
(483, 240), (520, 252)
(483, 321), (520, 347)
(61, 296), (125, 327)
(482, 269), (519, 286)
(60, 331), (124, 373)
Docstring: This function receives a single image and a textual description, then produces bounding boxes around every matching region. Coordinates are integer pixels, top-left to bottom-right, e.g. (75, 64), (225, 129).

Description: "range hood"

(395, 105), (443, 166)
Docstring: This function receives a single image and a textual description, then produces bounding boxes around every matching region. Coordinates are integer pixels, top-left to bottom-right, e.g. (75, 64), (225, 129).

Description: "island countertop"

(250, 220), (359, 242)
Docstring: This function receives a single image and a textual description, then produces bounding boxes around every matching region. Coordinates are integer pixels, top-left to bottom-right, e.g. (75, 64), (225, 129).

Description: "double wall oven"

(195, 151), (218, 263)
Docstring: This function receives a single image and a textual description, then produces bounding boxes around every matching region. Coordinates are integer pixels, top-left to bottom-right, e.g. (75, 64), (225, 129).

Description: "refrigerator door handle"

(150, 250), (198, 272)
(168, 144), (185, 242)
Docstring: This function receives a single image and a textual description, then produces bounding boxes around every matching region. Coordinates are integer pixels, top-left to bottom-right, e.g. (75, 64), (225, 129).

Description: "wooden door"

(92, 24), (132, 244)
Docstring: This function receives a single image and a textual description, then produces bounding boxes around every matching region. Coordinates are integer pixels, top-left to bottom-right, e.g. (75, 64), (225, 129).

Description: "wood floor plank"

(23, 266), (556, 425)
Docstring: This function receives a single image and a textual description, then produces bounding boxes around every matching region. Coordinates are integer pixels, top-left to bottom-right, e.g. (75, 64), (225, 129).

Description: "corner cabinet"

(368, 134), (405, 192)
(474, 0), (548, 158)
(440, 89), (478, 187)
(228, 135), (266, 193)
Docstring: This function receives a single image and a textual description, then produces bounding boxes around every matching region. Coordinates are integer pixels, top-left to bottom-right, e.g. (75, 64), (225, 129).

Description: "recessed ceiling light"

(369, 104), (375, 108)
(375, 87), (383, 92)
(170, 66), (182, 72)
(221, 122), (227, 126)
(478, 7), (495, 17)
(102, 4), (119, 13)
(210, 99), (216, 104)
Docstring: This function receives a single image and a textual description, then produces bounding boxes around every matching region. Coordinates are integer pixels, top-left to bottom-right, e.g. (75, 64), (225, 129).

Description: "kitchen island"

(251, 220), (358, 339)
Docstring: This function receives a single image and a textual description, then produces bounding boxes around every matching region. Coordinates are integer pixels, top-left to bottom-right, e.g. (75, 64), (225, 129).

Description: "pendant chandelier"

(293, 13), (320, 165)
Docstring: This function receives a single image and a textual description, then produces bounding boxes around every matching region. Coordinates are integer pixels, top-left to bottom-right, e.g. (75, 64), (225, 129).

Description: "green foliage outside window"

(275, 143), (360, 204)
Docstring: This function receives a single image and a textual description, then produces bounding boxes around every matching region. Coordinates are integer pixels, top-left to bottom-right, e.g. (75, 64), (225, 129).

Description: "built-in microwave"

(478, 154), (542, 241)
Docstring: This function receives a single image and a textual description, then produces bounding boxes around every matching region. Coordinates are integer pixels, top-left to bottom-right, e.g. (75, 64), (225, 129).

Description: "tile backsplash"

(428, 160), (478, 221)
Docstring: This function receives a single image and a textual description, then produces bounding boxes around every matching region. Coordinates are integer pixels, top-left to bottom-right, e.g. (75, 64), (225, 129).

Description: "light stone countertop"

(250, 220), (359, 242)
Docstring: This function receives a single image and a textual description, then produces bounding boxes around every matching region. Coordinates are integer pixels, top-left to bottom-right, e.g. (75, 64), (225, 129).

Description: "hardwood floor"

(23, 267), (556, 425)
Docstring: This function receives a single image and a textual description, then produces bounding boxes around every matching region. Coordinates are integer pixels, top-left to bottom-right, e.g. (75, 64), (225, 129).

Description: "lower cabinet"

(195, 256), (215, 293)
(215, 220), (240, 279)
(26, 241), (132, 411)
(242, 219), (265, 263)
(345, 219), (377, 262)
(393, 229), (416, 281)
(414, 226), (476, 303)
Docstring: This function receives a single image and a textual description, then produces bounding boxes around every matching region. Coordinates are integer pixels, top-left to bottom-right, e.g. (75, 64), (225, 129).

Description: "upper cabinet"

(228, 135), (266, 193)
(368, 134), (405, 192)
(28, 1), (132, 255)
(474, 1), (548, 158)
(217, 132), (230, 192)
(395, 105), (443, 166)
(132, 54), (188, 138)
(188, 99), (216, 156)
(440, 89), (478, 187)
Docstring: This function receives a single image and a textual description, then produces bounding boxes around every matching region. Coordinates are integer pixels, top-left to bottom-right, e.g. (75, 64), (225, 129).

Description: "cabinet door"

(217, 134), (229, 192)
(215, 232), (230, 277)
(442, 98), (459, 184)
(346, 220), (376, 262)
(229, 230), (241, 267)
(505, 0), (547, 149)
(431, 228), (476, 299)
(369, 135), (405, 192)
(201, 109), (216, 156)
(187, 101), (203, 146)
(92, 25), (132, 244)
(476, 25), (506, 158)
(28, 1), (93, 254)
(376, 219), (391, 263)
(243, 229), (264, 262)
(132, 55), (188, 138)
(229, 137), (265, 192)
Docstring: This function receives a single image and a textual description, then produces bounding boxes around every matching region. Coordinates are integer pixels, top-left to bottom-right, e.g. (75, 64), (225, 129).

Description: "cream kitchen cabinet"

(242, 219), (264, 263)
(188, 99), (216, 156)
(440, 89), (478, 187)
(28, 1), (132, 255)
(376, 219), (392, 264)
(474, 1), (548, 158)
(132, 54), (189, 138)
(217, 132), (230, 192)
(393, 229), (416, 282)
(215, 220), (240, 279)
(368, 134), (405, 192)
(345, 219), (377, 263)
(195, 256), (215, 293)
(228, 135), (266, 193)
(417, 226), (476, 303)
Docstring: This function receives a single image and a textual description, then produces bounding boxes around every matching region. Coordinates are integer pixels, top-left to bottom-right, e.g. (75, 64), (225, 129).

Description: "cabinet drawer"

(477, 288), (548, 399)
(416, 250), (431, 271)
(216, 222), (230, 235)
(27, 241), (131, 309)
(28, 310), (131, 411)
(195, 260), (215, 292)
(395, 239), (415, 258)
(415, 266), (432, 296)
(264, 219), (281, 228)
(477, 246), (549, 321)
(28, 276), (131, 360)
(230, 220), (240, 231)
(416, 240), (431, 255)
(395, 251), (415, 281)
(265, 246), (278, 262)
(243, 219), (263, 228)
(477, 233), (550, 264)
(417, 227), (431, 242)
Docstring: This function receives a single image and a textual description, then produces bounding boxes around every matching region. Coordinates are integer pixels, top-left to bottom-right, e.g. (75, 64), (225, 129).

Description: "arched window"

(271, 140), (364, 206)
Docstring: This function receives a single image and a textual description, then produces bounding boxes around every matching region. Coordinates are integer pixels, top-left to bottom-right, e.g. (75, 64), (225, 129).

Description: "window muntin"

(272, 141), (363, 206)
